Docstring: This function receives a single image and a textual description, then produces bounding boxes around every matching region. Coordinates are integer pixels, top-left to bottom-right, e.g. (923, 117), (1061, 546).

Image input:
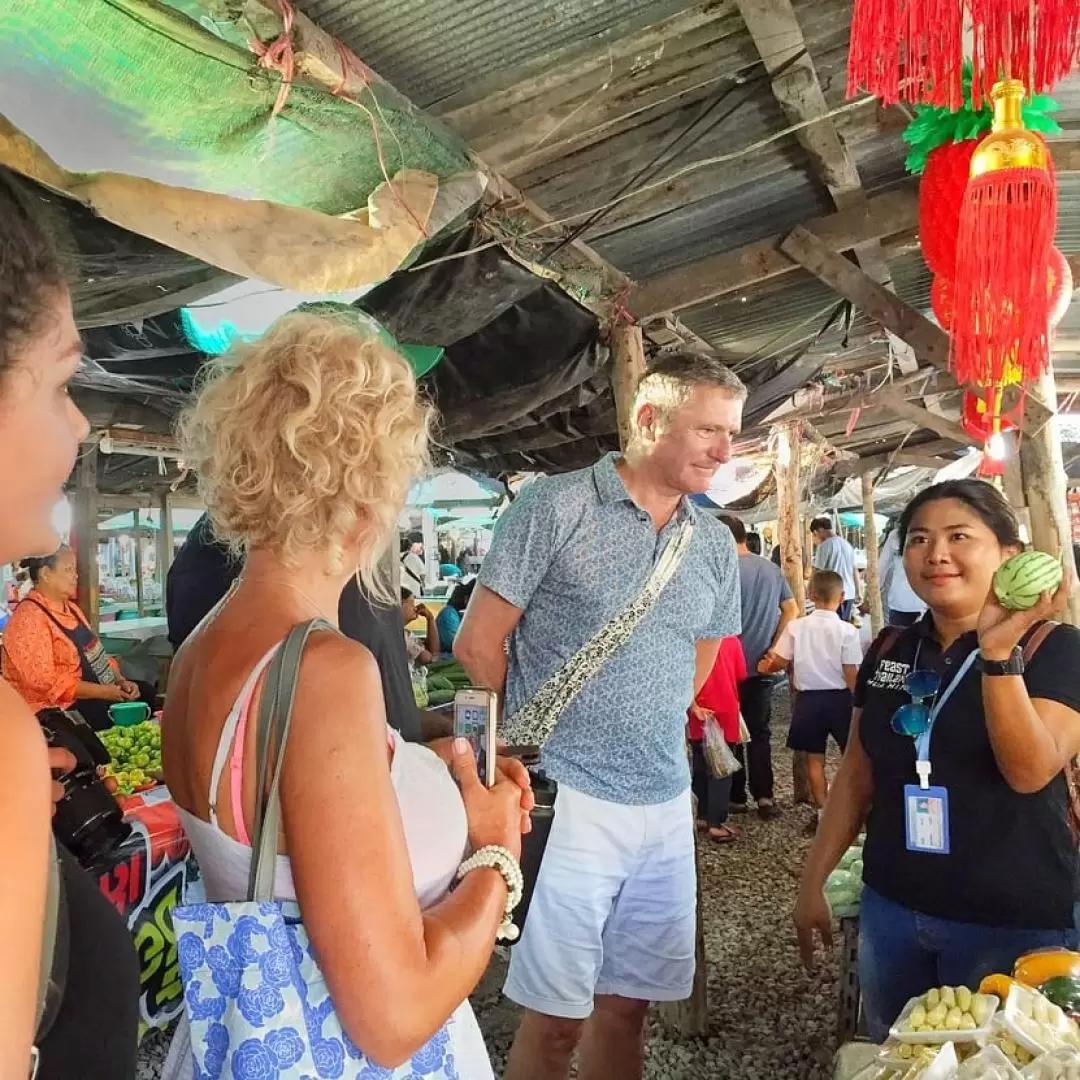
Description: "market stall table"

(89, 785), (200, 1038)
(99, 615), (169, 642)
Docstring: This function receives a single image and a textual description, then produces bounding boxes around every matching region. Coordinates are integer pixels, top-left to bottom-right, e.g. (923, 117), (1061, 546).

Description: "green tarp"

(0, 0), (468, 215)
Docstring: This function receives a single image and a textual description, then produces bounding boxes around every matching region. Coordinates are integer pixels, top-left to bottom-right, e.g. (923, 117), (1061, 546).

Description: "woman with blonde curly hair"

(160, 312), (532, 1079)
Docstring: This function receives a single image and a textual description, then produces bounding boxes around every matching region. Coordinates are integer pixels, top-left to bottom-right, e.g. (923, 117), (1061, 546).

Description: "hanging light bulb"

(987, 431), (1007, 461)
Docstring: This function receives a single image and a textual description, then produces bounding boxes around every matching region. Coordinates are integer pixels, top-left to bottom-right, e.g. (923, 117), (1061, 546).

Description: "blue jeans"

(859, 887), (1079, 1042)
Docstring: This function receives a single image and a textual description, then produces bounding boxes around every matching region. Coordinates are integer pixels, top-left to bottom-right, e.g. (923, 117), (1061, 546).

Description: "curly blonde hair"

(179, 311), (432, 599)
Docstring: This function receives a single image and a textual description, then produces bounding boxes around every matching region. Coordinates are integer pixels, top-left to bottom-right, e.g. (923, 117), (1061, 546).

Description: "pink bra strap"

(229, 670), (265, 847)
(228, 654), (396, 847)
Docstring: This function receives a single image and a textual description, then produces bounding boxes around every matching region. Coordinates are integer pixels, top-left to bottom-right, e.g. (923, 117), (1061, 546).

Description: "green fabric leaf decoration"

(903, 63), (1061, 173)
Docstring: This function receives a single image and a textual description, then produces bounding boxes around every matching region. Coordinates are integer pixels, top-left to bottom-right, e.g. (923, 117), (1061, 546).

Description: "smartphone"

(453, 687), (498, 787)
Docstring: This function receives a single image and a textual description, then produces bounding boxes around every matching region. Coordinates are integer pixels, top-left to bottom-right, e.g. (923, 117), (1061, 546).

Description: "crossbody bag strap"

(1020, 621), (1080, 847)
(504, 517), (695, 746)
(247, 618), (336, 902)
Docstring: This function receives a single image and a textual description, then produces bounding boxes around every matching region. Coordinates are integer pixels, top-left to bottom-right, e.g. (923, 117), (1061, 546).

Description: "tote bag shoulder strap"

(247, 618), (336, 902)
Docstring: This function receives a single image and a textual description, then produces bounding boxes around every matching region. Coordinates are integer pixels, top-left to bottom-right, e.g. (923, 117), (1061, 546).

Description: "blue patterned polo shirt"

(479, 453), (741, 805)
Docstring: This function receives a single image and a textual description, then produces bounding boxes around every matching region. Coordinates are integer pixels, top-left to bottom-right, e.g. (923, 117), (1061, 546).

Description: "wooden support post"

(861, 473), (885, 637)
(659, 839), (709, 1038)
(1001, 433), (1032, 542)
(133, 510), (145, 618)
(776, 426), (807, 611)
(778, 429), (811, 806)
(158, 493), (174, 582)
(74, 448), (100, 627)
(612, 324), (647, 451)
(1018, 367), (1080, 626)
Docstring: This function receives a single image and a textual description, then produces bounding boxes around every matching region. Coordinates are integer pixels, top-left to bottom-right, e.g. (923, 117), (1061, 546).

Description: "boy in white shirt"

(759, 570), (862, 826)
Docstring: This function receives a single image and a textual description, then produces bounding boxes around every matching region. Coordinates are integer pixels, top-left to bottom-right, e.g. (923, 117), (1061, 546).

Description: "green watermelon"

(993, 550), (1064, 610)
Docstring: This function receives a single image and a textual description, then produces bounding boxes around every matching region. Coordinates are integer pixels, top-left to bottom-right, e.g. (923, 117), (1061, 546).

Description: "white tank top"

(161, 645), (493, 1079)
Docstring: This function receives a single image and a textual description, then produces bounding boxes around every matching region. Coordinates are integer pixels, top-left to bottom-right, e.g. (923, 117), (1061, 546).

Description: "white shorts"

(504, 784), (696, 1020)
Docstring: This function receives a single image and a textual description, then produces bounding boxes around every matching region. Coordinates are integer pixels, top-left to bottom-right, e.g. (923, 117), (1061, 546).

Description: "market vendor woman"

(1, 546), (155, 730)
(796, 479), (1080, 1042)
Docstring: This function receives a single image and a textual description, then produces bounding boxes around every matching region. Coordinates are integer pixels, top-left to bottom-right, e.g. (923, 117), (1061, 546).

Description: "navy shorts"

(786, 688), (852, 754)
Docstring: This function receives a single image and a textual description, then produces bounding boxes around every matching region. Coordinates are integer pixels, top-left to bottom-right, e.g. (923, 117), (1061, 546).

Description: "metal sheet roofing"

(294, 0), (693, 107)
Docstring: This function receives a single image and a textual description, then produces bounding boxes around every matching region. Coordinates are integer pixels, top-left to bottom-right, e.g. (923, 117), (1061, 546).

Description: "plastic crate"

(837, 915), (867, 1044)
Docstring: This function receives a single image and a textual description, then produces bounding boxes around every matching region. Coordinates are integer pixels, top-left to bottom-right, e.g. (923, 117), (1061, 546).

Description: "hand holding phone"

(453, 687), (498, 787)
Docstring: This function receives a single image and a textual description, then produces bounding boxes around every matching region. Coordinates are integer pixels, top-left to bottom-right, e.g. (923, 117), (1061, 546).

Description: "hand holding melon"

(994, 551), (1064, 611)
(978, 550), (1070, 660)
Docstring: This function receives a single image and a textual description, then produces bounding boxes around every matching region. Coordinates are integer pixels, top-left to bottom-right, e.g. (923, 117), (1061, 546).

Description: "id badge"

(903, 783), (950, 855)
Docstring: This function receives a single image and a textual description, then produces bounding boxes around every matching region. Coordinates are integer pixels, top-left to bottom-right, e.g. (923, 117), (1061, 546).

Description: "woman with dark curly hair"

(795, 479), (1080, 1041)
(0, 170), (139, 1079)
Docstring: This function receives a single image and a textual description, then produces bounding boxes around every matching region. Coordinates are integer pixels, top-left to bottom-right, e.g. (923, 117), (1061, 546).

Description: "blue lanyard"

(914, 649), (980, 788)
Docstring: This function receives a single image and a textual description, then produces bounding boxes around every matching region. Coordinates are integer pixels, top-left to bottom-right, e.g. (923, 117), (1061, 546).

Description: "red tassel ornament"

(920, 140), (980, 278)
(848, 0), (965, 107)
(952, 80), (1058, 389)
(848, 0), (1080, 107)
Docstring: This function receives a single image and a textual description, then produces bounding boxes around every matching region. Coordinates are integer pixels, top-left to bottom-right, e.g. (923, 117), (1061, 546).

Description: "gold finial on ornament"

(969, 80), (1050, 178)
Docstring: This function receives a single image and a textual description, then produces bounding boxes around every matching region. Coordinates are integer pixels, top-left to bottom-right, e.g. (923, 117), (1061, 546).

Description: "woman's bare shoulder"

(288, 630), (388, 736)
(301, 629), (382, 690)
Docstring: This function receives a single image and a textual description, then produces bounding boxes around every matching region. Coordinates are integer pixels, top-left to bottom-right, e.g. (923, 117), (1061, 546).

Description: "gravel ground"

(138, 687), (843, 1080)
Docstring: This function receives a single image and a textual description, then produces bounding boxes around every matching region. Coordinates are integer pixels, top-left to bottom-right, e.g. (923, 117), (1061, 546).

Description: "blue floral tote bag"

(172, 620), (461, 1079)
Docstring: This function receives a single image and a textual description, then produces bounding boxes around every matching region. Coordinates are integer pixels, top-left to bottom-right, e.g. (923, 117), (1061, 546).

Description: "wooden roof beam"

(833, 449), (953, 477)
(778, 225), (951, 373)
(630, 186), (918, 318)
(878, 392), (971, 445)
(735, 0), (891, 283)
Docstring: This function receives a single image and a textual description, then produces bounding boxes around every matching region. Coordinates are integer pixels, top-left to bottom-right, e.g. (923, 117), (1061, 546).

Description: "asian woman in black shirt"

(795, 479), (1080, 1041)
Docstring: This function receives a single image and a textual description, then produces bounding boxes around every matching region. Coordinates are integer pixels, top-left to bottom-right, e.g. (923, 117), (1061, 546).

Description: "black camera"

(37, 708), (131, 868)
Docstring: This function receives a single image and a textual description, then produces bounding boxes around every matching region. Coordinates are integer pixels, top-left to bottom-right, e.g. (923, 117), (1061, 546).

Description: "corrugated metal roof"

(294, 0), (692, 108)
(292, 0), (1080, 388)
(680, 251), (932, 360)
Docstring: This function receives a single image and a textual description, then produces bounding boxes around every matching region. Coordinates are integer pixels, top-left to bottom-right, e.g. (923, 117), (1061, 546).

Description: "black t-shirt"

(855, 615), (1080, 929)
(337, 580), (423, 744)
(165, 515), (241, 650)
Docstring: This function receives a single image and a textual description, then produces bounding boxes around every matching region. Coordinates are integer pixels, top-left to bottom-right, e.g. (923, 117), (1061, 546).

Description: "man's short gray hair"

(632, 348), (747, 423)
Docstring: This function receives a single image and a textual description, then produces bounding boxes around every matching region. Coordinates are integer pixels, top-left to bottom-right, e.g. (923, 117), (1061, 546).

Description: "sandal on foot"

(708, 825), (738, 844)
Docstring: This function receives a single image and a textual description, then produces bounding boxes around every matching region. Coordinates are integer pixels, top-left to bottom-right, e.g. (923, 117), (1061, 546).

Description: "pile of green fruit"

(426, 659), (472, 708)
(825, 837), (865, 916)
(99, 720), (162, 795)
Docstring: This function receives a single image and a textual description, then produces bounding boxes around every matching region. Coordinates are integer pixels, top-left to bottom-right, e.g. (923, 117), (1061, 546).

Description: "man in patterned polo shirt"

(454, 350), (744, 1080)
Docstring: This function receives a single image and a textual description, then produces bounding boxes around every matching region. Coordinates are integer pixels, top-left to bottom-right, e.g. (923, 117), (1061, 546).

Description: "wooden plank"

(861, 473), (885, 636)
(779, 226), (951, 372)
(736, 0), (892, 282)
(833, 450), (950, 477)
(630, 186), (918, 318)
(1046, 136), (1080, 173)
(878, 393), (971, 446)
(433, 3), (738, 131)
(736, 0), (860, 192)
(158, 493), (175, 587)
(134, 508), (145, 618)
(776, 425), (807, 610)
(612, 324), (647, 450)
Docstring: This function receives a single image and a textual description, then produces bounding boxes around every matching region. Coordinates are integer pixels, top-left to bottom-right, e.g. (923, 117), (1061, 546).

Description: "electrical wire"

(540, 50), (806, 262)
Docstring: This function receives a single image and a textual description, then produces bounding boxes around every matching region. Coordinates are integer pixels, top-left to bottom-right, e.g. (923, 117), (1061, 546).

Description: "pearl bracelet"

(455, 845), (524, 942)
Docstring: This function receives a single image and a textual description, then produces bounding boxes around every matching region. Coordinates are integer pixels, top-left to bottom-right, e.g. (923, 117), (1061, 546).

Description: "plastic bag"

(738, 713), (751, 744)
(704, 714), (742, 778)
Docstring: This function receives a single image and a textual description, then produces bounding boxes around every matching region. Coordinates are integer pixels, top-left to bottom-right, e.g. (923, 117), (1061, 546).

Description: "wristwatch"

(978, 647), (1025, 676)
